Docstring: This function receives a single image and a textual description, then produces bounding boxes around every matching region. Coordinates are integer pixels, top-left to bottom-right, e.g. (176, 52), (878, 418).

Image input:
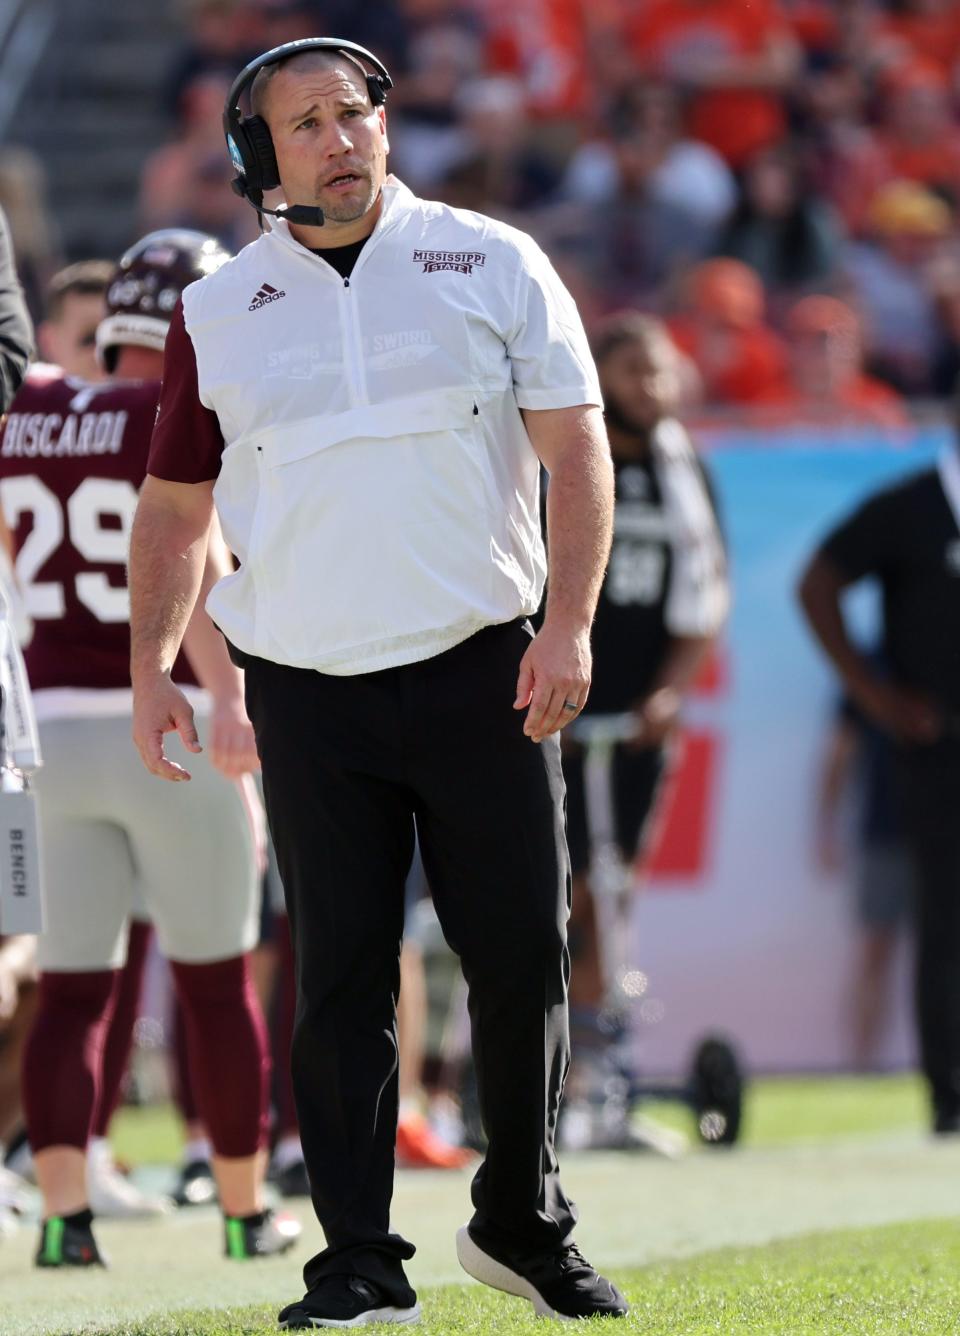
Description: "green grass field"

(3, 1074), (959, 1336)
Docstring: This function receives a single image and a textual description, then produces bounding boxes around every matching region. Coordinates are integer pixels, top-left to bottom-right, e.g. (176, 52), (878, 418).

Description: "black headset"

(223, 37), (393, 225)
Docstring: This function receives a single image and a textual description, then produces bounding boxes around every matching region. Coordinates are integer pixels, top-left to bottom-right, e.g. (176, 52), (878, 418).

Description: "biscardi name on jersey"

(1, 410), (129, 458)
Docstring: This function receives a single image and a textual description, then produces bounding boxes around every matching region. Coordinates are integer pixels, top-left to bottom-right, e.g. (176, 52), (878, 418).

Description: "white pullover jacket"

(180, 178), (602, 675)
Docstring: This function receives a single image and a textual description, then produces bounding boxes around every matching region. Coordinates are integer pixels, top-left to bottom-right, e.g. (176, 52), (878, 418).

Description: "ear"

(378, 105), (389, 155)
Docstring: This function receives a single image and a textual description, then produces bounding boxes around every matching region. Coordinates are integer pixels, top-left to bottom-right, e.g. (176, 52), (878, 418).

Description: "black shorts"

(563, 742), (668, 878)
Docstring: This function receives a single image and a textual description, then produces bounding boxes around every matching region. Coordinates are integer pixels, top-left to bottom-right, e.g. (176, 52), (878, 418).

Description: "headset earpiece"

(243, 115), (281, 191)
(367, 75), (389, 107)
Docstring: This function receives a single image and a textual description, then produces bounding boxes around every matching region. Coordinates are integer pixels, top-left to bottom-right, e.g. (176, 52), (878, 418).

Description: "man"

(0, 203), (32, 414)
(560, 313), (728, 1149)
(36, 261), (113, 384)
(798, 433), (960, 1132)
(130, 38), (624, 1328)
(0, 229), (298, 1268)
(755, 296), (908, 431)
(1, 255), (160, 1223)
(815, 668), (915, 1070)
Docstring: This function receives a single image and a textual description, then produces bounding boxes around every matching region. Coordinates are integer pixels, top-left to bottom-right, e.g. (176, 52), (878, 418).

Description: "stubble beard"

(316, 171), (378, 225)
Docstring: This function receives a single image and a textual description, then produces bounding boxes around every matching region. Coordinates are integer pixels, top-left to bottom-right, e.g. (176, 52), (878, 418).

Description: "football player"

(2, 259), (163, 1222)
(36, 261), (113, 385)
(0, 230), (298, 1267)
(560, 313), (729, 1149)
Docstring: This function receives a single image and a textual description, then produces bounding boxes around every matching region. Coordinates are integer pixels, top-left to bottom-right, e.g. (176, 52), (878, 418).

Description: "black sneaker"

(279, 1276), (422, 1328)
(224, 1208), (302, 1259)
(270, 1156), (312, 1198)
(456, 1224), (628, 1319)
(933, 1105), (960, 1135)
(35, 1213), (107, 1269)
(172, 1158), (217, 1208)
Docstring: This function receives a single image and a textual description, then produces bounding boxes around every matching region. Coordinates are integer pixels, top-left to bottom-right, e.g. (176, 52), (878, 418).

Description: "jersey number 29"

(0, 475), (139, 624)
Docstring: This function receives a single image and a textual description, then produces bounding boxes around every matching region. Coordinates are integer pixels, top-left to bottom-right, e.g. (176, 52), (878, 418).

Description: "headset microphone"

(268, 204), (326, 226)
(230, 181), (325, 228)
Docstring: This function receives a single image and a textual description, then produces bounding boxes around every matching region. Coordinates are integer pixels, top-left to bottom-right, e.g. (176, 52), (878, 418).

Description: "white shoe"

(87, 1140), (171, 1219)
(3, 1139), (34, 1184)
(0, 1164), (31, 1215)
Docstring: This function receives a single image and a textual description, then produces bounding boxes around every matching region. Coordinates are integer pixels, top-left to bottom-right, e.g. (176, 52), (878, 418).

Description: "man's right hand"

(855, 679), (943, 745)
(132, 671), (203, 782)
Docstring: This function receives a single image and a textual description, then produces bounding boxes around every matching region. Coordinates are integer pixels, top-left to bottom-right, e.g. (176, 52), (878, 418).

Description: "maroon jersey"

(0, 369), (196, 691)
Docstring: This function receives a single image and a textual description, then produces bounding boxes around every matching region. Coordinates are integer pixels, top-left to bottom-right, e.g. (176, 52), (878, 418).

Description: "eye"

(297, 117), (316, 131)
(342, 109), (362, 119)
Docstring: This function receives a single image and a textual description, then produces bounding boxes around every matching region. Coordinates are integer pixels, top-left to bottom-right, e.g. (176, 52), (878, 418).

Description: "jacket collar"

(265, 175), (416, 258)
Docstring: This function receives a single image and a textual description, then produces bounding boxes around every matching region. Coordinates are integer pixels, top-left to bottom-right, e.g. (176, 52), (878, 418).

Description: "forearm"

(647, 634), (716, 699)
(181, 519), (244, 704)
(797, 556), (874, 700)
(129, 478), (213, 683)
(541, 410), (614, 631)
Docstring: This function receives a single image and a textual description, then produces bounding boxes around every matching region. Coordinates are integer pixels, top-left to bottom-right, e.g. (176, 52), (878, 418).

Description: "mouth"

(323, 171), (363, 192)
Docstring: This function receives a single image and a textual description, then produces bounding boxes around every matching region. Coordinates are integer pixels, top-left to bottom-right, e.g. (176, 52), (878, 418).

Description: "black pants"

(897, 741), (960, 1118)
(241, 621), (576, 1302)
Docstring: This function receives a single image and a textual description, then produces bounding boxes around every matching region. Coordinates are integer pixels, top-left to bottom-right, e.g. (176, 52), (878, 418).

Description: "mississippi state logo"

(412, 249), (486, 275)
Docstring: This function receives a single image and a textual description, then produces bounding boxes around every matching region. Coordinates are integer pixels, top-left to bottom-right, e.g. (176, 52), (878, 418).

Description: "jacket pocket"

(249, 390), (497, 665)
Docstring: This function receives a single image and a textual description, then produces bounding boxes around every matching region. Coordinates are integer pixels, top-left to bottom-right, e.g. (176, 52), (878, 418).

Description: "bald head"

(250, 49), (372, 125)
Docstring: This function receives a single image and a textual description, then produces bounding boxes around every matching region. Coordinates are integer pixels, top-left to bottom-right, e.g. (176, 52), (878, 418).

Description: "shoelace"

(554, 1243), (596, 1278)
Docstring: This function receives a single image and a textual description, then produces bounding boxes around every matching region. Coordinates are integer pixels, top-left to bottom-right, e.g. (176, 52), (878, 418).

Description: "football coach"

(128, 37), (626, 1329)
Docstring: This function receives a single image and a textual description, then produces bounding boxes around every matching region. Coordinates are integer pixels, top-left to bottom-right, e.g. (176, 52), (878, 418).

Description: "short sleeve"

(819, 488), (901, 582)
(147, 300), (225, 484)
(506, 240), (602, 412)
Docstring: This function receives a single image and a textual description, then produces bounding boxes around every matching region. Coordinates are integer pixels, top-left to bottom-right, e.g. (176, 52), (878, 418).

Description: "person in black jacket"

(0, 205), (32, 414)
(799, 442), (960, 1133)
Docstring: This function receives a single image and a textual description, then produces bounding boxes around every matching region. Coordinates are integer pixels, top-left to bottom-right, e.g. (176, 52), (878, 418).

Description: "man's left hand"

(514, 621), (591, 743)
(627, 687), (682, 749)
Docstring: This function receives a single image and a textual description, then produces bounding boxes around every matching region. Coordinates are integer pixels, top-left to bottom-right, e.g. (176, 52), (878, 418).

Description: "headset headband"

(224, 36), (392, 129)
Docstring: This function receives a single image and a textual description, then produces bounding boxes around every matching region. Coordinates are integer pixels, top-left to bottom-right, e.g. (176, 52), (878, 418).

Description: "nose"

(321, 122), (353, 157)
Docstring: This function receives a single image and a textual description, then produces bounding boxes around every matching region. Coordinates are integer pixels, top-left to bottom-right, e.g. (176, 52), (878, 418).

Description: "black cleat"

(172, 1158), (217, 1208)
(456, 1224), (628, 1320)
(35, 1213), (107, 1269)
(270, 1156), (312, 1199)
(224, 1207), (302, 1259)
(279, 1275), (421, 1328)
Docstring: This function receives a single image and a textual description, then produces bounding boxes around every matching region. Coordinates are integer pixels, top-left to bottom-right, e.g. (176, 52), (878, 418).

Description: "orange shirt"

(629, 0), (791, 166)
(481, 0), (595, 119)
(670, 318), (788, 404)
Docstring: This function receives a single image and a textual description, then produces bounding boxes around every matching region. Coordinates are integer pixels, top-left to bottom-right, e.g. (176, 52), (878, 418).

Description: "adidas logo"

(248, 282), (286, 311)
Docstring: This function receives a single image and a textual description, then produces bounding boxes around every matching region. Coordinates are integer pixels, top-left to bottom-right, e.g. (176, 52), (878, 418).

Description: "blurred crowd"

(11, 0), (960, 424)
